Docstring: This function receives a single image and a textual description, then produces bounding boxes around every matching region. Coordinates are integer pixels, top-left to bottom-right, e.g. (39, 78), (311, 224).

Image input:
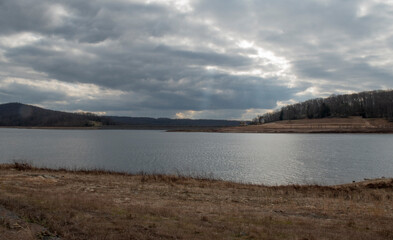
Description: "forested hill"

(0, 103), (109, 127)
(255, 90), (393, 124)
(0, 103), (242, 127)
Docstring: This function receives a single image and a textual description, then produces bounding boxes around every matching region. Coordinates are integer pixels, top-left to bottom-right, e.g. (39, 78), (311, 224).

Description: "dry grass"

(0, 163), (392, 239)
(193, 117), (393, 133)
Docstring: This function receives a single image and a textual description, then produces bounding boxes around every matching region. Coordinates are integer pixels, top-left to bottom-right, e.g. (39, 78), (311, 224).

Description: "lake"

(0, 128), (392, 185)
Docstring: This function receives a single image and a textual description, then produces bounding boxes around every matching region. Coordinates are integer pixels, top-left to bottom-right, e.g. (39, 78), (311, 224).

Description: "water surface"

(0, 128), (392, 185)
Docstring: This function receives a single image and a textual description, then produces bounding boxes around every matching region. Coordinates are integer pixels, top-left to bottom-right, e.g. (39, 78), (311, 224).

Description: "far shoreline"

(169, 127), (393, 134)
(171, 116), (393, 134)
(1, 116), (393, 133)
(2, 125), (393, 133)
(0, 125), (223, 131)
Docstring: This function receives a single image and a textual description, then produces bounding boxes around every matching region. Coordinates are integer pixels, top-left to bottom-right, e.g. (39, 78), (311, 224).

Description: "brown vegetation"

(193, 117), (393, 133)
(0, 163), (392, 239)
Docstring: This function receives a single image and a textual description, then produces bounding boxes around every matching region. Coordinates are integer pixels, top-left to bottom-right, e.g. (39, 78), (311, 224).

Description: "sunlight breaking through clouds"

(1, 0), (393, 119)
(0, 77), (127, 102)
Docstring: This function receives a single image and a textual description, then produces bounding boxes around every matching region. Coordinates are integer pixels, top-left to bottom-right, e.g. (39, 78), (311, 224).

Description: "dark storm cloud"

(1, 0), (393, 119)
(0, 82), (68, 103)
(292, 54), (393, 87)
(0, 0), (118, 42)
(5, 43), (253, 88)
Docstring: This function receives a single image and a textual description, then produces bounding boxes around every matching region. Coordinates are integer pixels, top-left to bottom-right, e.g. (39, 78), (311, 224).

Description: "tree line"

(253, 90), (393, 124)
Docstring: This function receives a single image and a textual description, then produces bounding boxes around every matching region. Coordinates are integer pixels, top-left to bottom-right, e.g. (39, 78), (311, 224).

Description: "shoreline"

(2, 117), (393, 133)
(2, 162), (388, 186)
(170, 127), (393, 133)
(0, 125), (225, 131)
(172, 117), (393, 133)
(2, 125), (393, 133)
(1, 163), (392, 239)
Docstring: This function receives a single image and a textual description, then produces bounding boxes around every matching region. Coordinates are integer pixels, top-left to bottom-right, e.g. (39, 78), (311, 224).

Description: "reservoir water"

(0, 128), (392, 185)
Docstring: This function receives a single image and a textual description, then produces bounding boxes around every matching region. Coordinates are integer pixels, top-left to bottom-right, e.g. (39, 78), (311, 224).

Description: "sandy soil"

(0, 163), (392, 239)
(175, 117), (393, 133)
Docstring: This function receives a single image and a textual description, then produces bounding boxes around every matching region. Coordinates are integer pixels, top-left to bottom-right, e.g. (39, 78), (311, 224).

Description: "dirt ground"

(0, 163), (392, 239)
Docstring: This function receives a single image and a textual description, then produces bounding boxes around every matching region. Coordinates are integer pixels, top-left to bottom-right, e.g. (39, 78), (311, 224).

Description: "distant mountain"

(0, 103), (109, 127)
(0, 103), (242, 127)
(108, 116), (242, 127)
(254, 90), (393, 124)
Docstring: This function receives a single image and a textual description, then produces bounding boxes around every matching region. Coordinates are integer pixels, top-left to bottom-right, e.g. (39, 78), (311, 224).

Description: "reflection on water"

(0, 129), (392, 185)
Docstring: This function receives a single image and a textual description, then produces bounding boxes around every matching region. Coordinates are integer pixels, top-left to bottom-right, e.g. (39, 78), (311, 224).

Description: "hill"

(0, 103), (242, 128)
(108, 116), (241, 127)
(254, 90), (393, 124)
(0, 103), (109, 127)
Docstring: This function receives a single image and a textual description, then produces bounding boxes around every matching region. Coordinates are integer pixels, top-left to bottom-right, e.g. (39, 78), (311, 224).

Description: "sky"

(1, 0), (393, 120)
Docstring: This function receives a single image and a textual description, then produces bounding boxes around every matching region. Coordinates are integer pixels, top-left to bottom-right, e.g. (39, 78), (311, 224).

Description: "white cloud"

(145, 0), (193, 12)
(47, 4), (71, 27)
(74, 109), (107, 115)
(0, 77), (125, 99)
(276, 99), (297, 109)
(175, 110), (197, 119)
(0, 32), (43, 48)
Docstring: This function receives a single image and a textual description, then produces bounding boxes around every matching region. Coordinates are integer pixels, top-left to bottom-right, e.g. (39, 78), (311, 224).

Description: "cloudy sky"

(1, 0), (393, 119)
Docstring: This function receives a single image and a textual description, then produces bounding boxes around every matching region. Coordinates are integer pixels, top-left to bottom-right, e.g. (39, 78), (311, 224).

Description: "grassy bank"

(173, 117), (393, 133)
(0, 163), (392, 239)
